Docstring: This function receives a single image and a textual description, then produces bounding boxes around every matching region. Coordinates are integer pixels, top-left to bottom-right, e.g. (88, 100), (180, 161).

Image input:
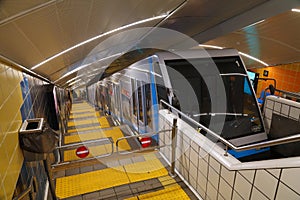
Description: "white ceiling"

(0, 0), (299, 88)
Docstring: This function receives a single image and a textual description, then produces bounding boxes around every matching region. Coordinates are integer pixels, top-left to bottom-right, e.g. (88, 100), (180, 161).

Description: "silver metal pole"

(170, 118), (177, 177)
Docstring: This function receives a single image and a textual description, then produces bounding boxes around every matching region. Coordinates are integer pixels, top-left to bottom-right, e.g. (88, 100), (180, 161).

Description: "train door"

(114, 84), (121, 122)
(107, 83), (113, 115)
(120, 79), (131, 124)
(101, 84), (110, 114)
(131, 79), (139, 131)
(137, 80), (147, 133)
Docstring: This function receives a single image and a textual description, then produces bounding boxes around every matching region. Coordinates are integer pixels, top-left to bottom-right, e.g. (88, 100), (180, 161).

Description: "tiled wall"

(0, 62), (24, 200)
(0, 61), (60, 199)
(263, 95), (300, 133)
(252, 62), (300, 96)
(159, 110), (300, 200)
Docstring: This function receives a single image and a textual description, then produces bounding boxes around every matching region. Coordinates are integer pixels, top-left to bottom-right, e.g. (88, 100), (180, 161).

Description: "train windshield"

(165, 56), (264, 140)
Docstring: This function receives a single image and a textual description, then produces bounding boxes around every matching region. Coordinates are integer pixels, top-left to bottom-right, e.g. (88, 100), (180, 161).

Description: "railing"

(274, 88), (300, 99)
(52, 137), (114, 167)
(160, 99), (300, 156)
(116, 129), (172, 154)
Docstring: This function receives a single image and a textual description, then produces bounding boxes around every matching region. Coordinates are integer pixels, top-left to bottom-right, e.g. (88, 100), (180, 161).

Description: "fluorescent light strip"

(54, 53), (122, 83)
(198, 44), (223, 49)
(198, 44), (269, 66)
(292, 8), (300, 12)
(31, 14), (168, 70)
(244, 20), (265, 29)
(68, 79), (81, 86)
(238, 52), (268, 66)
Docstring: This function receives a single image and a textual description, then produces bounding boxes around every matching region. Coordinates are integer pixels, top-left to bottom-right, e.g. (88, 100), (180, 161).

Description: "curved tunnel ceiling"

(0, 0), (299, 88)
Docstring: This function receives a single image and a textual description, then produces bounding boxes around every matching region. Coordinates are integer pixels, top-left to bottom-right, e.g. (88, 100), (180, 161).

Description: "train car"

(89, 49), (267, 149)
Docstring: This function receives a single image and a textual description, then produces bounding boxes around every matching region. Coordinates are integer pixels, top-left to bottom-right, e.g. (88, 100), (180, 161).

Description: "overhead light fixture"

(238, 52), (268, 66)
(54, 52), (122, 83)
(198, 44), (269, 66)
(198, 44), (223, 49)
(68, 79), (81, 86)
(243, 20), (265, 29)
(31, 14), (168, 70)
(292, 8), (300, 12)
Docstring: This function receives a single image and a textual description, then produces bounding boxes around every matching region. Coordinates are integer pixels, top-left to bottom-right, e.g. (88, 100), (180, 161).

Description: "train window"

(121, 84), (131, 123)
(165, 57), (264, 140)
(145, 84), (152, 126)
(131, 79), (138, 118)
(138, 83), (143, 122)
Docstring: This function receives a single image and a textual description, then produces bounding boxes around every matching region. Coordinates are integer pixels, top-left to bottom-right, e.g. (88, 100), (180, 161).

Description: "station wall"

(253, 62), (300, 95)
(0, 61), (51, 200)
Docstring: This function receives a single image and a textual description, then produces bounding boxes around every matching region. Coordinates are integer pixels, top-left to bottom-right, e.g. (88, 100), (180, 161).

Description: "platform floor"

(53, 101), (197, 200)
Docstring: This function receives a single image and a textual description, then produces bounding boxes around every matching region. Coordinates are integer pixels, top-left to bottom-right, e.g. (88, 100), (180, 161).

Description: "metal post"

(43, 159), (57, 200)
(224, 145), (228, 156)
(170, 118), (177, 177)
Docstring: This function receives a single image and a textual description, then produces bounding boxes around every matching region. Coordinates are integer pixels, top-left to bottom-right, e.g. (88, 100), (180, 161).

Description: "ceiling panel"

(205, 8), (300, 68)
(0, 0), (51, 21)
(0, 0), (299, 88)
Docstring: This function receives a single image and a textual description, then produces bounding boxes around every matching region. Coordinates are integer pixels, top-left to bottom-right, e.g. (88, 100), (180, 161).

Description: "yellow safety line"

(102, 128), (131, 151)
(126, 175), (189, 200)
(56, 166), (128, 199)
(71, 108), (95, 113)
(124, 159), (168, 183)
(67, 118), (100, 127)
(56, 159), (168, 199)
(64, 131), (106, 144)
(97, 116), (110, 128)
(67, 126), (100, 133)
(69, 113), (98, 119)
(158, 176), (176, 187)
(125, 185), (190, 200)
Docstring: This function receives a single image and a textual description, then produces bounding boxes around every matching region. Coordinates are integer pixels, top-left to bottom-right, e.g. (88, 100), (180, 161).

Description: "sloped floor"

(53, 101), (197, 200)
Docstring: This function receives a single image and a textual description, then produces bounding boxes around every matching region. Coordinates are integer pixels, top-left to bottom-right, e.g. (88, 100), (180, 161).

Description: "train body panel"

(88, 49), (267, 147)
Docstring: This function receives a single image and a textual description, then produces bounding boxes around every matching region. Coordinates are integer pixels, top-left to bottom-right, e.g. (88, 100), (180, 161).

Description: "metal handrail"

(57, 137), (113, 150)
(116, 129), (172, 154)
(160, 99), (300, 154)
(52, 137), (114, 167)
(275, 88), (300, 99)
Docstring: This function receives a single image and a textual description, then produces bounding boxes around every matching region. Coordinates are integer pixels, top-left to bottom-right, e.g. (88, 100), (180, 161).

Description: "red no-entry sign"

(76, 146), (89, 158)
(140, 137), (152, 148)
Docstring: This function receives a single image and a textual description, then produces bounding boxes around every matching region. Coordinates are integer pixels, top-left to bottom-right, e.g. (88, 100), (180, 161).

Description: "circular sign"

(140, 137), (152, 148)
(76, 146), (89, 158)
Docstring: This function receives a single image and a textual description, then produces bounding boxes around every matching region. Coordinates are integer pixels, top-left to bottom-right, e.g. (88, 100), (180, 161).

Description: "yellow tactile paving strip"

(67, 126), (100, 133)
(125, 159), (167, 183)
(158, 176), (177, 187)
(67, 118), (100, 127)
(57, 102), (189, 199)
(103, 127), (131, 151)
(65, 102), (130, 161)
(64, 131), (105, 144)
(69, 113), (98, 119)
(64, 127), (130, 150)
(97, 116), (110, 128)
(71, 108), (95, 114)
(56, 166), (127, 199)
(55, 158), (168, 199)
(125, 184), (190, 200)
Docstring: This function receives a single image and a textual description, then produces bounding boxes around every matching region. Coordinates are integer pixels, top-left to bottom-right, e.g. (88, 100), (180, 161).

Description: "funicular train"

(87, 49), (268, 158)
